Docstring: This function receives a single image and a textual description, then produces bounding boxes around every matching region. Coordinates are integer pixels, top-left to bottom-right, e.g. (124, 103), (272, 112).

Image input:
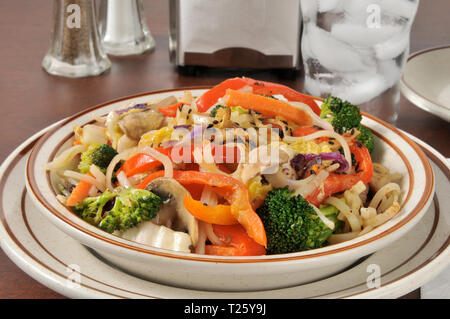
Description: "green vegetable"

(209, 104), (227, 117)
(78, 143), (118, 174)
(74, 190), (117, 227)
(355, 124), (375, 153)
(256, 187), (341, 255)
(74, 188), (162, 233)
(320, 95), (362, 134)
(320, 95), (374, 153)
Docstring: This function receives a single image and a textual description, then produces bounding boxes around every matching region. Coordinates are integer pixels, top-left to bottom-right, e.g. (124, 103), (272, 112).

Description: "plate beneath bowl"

(400, 46), (450, 122)
(0, 124), (448, 298)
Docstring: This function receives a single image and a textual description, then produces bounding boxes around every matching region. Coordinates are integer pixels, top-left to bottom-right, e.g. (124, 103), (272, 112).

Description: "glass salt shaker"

(98, 0), (155, 56)
(42, 0), (111, 78)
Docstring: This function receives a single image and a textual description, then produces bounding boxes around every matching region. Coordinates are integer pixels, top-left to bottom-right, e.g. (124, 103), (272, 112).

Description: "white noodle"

(325, 196), (361, 232)
(288, 101), (333, 130)
(369, 183), (401, 209)
(296, 169), (329, 198)
(311, 203), (335, 229)
(139, 146), (174, 179)
(203, 223), (225, 246)
(366, 195), (401, 227)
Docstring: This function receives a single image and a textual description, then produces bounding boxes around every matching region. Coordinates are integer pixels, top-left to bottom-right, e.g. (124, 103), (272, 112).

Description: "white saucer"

(0, 125), (448, 299)
(400, 46), (450, 122)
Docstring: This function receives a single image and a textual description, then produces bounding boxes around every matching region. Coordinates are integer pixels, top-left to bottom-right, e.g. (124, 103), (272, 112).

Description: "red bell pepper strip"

(138, 170), (267, 247)
(205, 224), (266, 256)
(306, 141), (374, 206)
(158, 102), (183, 117)
(196, 77), (322, 115)
(119, 147), (172, 177)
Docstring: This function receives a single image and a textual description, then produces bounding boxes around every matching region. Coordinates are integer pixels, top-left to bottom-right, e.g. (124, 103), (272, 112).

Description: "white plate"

(25, 88), (435, 292)
(400, 46), (450, 122)
(0, 124), (448, 298)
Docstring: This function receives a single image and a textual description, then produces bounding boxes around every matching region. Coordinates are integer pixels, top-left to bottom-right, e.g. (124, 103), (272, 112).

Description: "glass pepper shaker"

(42, 0), (111, 78)
(98, 0), (155, 56)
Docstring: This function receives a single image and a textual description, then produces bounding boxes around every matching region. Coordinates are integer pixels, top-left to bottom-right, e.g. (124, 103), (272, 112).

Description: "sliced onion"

(88, 185), (98, 197)
(46, 145), (86, 171)
(89, 164), (106, 188)
(117, 171), (132, 188)
(140, 146), (173, 178)
(195, 221), (207, 254)
(106, 147), (138, 191)
(63, 170), (106, 192)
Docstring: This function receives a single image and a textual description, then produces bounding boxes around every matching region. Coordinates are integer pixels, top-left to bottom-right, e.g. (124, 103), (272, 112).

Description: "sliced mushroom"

(145, 177), (199, 246)
(118, 109), (165, 141)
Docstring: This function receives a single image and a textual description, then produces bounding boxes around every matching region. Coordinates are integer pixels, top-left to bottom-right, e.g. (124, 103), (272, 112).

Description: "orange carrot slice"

(223, 89), (313, 126)
(66, 178), (93, 206)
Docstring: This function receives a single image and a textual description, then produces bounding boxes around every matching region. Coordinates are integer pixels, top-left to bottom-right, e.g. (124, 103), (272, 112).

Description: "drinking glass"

(300, 0), (420, 122)
(42, 0), (111, 78)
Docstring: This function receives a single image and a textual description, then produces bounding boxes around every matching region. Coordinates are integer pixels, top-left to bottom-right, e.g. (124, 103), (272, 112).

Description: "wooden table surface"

(0, 0), (448, 299)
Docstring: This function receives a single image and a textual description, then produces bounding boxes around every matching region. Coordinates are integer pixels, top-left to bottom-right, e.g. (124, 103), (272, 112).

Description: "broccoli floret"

(256, 187), (341, 255)
(320, 96), (374, 153)
(320, 95), (362, 134)
(78, 143), (118, 174)
(74, 190), (117, 226)
(355, 124), (375, 153)
(209, 104), (227, 117)
(74, 188), (162, 233)
(98, 188), (162, 233)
